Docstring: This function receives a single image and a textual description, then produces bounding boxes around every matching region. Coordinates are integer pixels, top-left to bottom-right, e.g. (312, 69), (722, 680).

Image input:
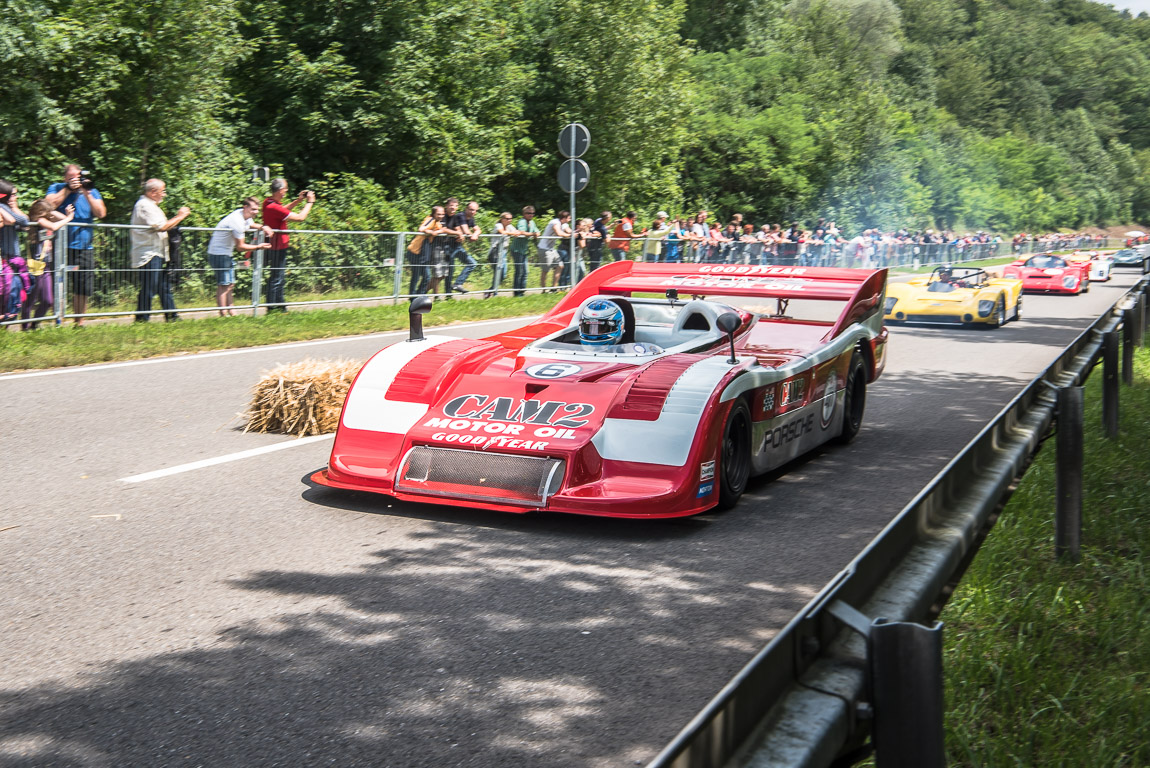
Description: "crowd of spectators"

(0, 165), (1124, 326)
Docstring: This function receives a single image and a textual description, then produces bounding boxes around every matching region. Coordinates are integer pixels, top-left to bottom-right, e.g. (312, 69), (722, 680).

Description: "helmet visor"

(580, 315), (621, 342)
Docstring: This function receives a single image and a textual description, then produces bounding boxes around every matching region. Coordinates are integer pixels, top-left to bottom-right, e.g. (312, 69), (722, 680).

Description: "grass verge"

(941, 348), (1150, 765)
(0, 293), (563, 372)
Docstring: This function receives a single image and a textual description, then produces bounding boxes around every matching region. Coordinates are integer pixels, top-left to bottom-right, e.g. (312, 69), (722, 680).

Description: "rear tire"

(836, 352), (867, 445)
(1012, 295), (1023, 322)
(718, 399), (752, 510)
(989, 295), (1006, 328)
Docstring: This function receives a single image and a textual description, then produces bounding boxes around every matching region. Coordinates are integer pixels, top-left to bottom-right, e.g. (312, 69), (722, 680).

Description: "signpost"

(558, 123), (590, 287)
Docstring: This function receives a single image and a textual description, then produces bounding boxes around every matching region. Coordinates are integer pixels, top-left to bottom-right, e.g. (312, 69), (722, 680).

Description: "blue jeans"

(488, 243), (506, 295)
(449, 244), (477, 289)
(609, 248), (627, 262)
(511, 249), (528, 295)
(265, 248), (287, 311)
(136, 255), (177, 322)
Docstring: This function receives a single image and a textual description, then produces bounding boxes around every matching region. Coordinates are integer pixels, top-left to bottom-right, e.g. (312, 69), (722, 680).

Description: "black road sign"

(558, 123), (590, 159)
(558, 159), (590, 194)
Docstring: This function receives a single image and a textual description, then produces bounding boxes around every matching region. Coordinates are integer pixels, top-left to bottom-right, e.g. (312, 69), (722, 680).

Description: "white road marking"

(0, 316), (538, 381)
(120, 434), (334, 483)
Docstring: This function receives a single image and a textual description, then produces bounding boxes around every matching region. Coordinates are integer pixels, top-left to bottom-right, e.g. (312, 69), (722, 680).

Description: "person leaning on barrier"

(485, 212), (519, 298)
(43, 164), (106, 326)
(207, 197), (272, 317)
(0, 180), (32, 323)
(407, 205), (446, 297)
(441, 198), (476, 294)
(538, 210), (571, 292)
(130, 179), (190, 323)
(589, 211), (611, 272)
(262, 179), (315, 314)
(450, 201), (482, 294)
(21, 198), (74, 329)
(510, 205), (539, 297)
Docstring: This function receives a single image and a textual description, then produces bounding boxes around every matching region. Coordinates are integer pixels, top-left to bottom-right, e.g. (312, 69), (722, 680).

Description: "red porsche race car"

(1002, 253), (1091, 294)
(311, 261), (888, 519)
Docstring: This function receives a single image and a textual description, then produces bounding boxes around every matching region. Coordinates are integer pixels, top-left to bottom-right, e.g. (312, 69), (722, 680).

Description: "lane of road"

(0, 273), (1140, 767)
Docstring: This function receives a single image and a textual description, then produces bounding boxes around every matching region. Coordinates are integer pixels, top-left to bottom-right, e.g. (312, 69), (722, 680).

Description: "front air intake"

(397, 446), (565, 507)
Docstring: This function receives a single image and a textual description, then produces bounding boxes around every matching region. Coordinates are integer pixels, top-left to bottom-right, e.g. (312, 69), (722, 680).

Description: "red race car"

(311, 261), (888, 518)
(1002, 253), (1091, 294)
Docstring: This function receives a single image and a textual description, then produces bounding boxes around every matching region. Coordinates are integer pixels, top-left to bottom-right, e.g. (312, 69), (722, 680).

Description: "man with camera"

(261, 178), (315, 313)
(44, 164), (106, 326)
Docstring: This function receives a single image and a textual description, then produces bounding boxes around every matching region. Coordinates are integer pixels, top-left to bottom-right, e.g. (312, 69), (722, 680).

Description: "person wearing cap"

(643, 212), (671, 262)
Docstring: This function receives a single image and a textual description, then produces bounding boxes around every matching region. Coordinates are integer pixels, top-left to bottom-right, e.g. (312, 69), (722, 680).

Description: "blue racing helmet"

(579, 299), (624, 347)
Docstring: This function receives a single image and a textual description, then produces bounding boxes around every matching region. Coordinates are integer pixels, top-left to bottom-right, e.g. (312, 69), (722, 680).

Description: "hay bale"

(245, 358), (364, 436)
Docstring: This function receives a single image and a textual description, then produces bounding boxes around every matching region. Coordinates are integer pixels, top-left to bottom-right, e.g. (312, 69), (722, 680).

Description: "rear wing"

(552, 261), (887, 339)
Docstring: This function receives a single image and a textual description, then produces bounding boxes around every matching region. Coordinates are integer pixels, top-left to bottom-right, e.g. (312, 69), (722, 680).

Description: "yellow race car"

(884, 266), (1024, 327)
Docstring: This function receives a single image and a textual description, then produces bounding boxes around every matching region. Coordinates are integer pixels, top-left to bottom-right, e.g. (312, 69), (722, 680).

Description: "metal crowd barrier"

(646, 253), (1149, 768)
(0, 222), (1113, 327)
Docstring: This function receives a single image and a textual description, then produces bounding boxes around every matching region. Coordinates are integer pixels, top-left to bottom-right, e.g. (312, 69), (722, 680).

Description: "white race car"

(1067, 250), (1113, 282)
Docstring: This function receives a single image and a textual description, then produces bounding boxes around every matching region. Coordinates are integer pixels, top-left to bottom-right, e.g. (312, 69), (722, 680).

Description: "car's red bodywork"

(1002, 255), (1091, 294)
(311, 261), (888, 518)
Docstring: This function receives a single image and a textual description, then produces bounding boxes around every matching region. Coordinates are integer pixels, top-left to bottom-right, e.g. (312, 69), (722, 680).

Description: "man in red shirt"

(262, 178), (315, 313)
(608, 211), (646, 262)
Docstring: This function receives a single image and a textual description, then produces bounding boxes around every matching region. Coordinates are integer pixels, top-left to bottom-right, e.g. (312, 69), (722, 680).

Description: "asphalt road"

(0, 271), (1141, 767)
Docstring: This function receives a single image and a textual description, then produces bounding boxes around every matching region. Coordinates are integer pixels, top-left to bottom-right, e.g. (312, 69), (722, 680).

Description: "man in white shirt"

(207, 197), (272, 316)
(130, 178), (190, 322)
(537, 211), (571, 291)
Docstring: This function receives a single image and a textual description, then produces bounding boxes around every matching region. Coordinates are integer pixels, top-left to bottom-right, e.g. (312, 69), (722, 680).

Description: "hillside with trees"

(3, 0), (1149, 232)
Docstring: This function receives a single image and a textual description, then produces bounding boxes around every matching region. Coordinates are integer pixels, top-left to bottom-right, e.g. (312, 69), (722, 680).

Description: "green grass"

(0, 293), (563, 372)
(940, 349), (1150, 766)
(893, 256), (1022, 274)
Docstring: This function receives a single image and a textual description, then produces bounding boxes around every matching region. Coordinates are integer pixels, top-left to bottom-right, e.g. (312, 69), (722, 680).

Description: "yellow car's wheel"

(1012, 295), (1023, 322)
(989, 295), (1006, 328)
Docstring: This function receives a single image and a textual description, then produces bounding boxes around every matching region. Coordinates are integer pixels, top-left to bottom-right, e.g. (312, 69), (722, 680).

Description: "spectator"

(130, 178), (190, 323)
(663, 219), (685, 263)
(589, 211), (611, 272)
(206, 197), (272, 317)
(538, 210), (571, 292)
(741, 224), (762, 265)
(509, 206), (539, 297)
(21, 198), (74, 329)
(407, 205), (445, 297)
(485, 212), (519, 298)
(688, 211), (710, 262)
(261, 178), (315, 314)
(643, 212), (671, 262)
(444, 198), (479, 294)
(721, 221), (741, 263)
(609, 210), (645, 262)
(0, 181), (31, 322)
(427, 206), (458, 298)
(561, 218), (595, 287)
(43, 164), (106, 326)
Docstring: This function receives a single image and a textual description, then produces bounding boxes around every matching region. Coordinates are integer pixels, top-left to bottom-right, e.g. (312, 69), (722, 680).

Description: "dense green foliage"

(3, 0), (1150, 232)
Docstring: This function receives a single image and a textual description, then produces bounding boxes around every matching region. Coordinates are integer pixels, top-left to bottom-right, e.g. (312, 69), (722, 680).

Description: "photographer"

(44, 164), (106, 326)
(261, 179), (315, 313)
(130, 179), (190, 323)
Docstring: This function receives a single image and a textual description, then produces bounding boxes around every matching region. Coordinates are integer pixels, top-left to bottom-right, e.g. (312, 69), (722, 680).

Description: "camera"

(79, 170), (96, 190)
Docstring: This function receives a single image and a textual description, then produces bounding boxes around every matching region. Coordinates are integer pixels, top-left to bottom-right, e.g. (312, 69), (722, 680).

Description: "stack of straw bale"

(245, 358), (364, 436)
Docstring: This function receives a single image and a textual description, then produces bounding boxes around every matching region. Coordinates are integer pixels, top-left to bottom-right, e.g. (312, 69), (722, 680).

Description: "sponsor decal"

(697, 265), (809, 276)
(779, 377), (807, 407)
(429, 432), (550, 451)
(442, 394), (594, 428)
(700, 460), (715, 481)
(525, 363), (583, 380)
(820, 370), (838, 429)
(761, 413), (817, 451)
(763, 388), (775, 412)
(1043, 268), (1064, 276)
(697, 482), (714, 498)
(659, 275), (807, 292)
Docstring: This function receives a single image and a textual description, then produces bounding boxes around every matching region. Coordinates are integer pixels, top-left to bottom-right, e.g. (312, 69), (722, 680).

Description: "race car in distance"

(1111, 249), (1147, 269)
(1065, 250), (1113, 282)
(311, 261), (888, 518)
(1002, 253), (1091, 294)
(883, 266), (1023, 327)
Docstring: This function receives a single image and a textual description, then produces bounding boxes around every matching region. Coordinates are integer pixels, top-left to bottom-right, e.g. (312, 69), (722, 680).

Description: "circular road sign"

(558, 123), (590, 159)
(558, 159), (590, 194)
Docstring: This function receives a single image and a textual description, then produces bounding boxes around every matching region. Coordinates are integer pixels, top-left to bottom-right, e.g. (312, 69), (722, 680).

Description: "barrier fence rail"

(645, 249), (1150, 768)
(1, 222), (1113, 327)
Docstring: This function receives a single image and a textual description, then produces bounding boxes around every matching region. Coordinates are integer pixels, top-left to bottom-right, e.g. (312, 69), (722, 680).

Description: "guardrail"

(646, 256), (1150, 768)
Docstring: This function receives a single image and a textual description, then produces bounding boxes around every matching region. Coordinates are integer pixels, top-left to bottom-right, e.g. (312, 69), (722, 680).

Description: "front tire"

(1012, 295), (1023, 322)
(718, 399), (752, 510)
(836, 352), (867, 445)
(989, 295), (1006, 328)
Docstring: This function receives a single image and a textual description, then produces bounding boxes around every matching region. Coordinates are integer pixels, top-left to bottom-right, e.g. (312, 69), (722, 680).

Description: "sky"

(1113, 0), (1150, 14)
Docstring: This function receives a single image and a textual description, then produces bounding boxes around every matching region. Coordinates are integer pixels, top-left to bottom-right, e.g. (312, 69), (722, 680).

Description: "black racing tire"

(836, 351), (867, 445)
(1012, 295), (1023, 322)
(989, 295), (1006, 328)
(718, 399), (752, 510)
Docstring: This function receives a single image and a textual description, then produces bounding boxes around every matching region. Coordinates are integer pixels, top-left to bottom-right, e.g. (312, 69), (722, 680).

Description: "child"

(21, 200), (74, 329)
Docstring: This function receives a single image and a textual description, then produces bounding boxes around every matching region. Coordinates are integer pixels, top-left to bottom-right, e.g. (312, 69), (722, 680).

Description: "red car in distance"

(1002, 253), (1091, 294)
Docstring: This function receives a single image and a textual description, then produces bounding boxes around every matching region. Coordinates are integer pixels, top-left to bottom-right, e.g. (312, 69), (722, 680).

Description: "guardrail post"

(54, 225), (67, 325)
(870, 618), (946, 768)
(1055, 385), (1084, 560)
(1135, 294), (1146, 348)
(1102, 331), (1119, 439)
(251, 248), (264, 315)
(1122, 308), (1136, 385)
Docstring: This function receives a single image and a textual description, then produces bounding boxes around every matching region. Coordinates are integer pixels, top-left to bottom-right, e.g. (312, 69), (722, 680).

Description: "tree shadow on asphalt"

(0, 368), (1042, 768)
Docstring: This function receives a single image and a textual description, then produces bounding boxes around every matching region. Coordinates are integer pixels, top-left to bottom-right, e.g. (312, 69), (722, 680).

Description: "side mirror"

(717, 312), (741, 364)
(408, 296), (433, 342)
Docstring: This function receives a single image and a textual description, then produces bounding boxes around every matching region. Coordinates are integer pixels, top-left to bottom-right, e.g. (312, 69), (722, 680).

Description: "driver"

(578, 299), (662, 354)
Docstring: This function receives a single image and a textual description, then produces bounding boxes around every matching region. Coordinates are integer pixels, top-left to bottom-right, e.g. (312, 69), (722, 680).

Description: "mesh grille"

(397, 447), (565, 507)
(905, 314), (963, 324)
